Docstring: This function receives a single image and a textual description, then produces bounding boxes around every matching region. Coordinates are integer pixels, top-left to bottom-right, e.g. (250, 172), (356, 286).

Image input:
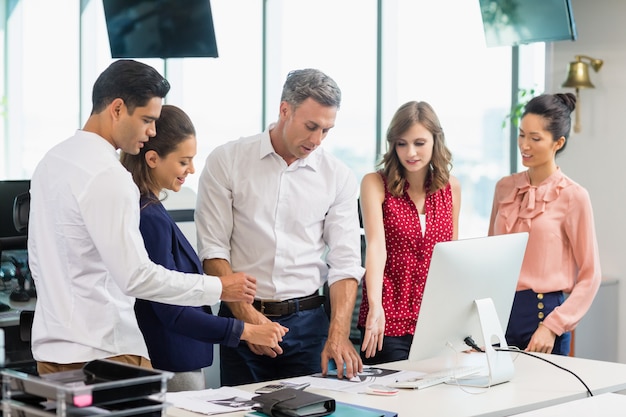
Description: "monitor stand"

(455, 298), (515, 388)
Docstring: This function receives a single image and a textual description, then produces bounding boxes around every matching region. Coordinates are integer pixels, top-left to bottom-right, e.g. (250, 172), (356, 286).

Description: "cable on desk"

(495, 348), (593, 397)
(445, 341), (491, 394)
(463, 336), (593, 397)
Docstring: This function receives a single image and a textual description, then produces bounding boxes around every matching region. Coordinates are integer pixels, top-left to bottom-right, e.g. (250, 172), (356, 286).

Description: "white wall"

(547, 0), (626, 362)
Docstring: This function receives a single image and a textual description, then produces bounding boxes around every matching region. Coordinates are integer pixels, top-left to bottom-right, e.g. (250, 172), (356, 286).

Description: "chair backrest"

(13, 191), (30, 233)
(19, 310), (34, 342)
(0, 236), (27, 253)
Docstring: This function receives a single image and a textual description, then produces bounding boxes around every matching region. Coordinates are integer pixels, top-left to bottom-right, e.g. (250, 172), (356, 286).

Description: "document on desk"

(279, 367), (413, 393)
(165, 386), (257, 415)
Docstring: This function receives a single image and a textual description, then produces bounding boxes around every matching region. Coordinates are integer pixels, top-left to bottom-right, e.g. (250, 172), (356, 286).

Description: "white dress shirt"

(28, 130), (222, 364)
(195, 128), (365, 301)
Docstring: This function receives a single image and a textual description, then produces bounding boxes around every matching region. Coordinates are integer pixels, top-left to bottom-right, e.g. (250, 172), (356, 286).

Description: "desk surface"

(167, 353), (626, 417)
(513, 392), (626, 416)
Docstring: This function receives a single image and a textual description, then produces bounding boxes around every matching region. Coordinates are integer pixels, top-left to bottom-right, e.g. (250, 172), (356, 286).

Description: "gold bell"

(561, 55), (604, 133)
(562, 56), (603, 89)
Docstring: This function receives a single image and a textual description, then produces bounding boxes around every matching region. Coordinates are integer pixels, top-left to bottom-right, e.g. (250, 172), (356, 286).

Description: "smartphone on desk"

(254, 381), (310, 394)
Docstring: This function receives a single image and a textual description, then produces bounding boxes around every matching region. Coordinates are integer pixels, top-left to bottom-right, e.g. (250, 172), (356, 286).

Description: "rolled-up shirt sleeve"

(324, 167), (365, 286)
(195, 146), (234, 265)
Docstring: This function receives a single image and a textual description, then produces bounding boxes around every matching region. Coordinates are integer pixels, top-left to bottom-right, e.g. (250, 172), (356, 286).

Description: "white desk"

(513, 392), (626, 416)
(167, 353), (626, 417)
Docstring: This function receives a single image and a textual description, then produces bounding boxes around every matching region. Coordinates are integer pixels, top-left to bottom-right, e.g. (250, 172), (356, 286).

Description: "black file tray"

(1, 359), (172, 416)
(3, 397), (165, 417)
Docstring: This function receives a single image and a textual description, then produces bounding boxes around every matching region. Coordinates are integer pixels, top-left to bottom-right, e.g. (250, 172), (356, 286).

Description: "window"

(2, 0), (79, 179)
(0, 0), (546, 240)
(264, 0), (378, 185)
(380, 0), (510, 237)
(162, 0), (263, 192)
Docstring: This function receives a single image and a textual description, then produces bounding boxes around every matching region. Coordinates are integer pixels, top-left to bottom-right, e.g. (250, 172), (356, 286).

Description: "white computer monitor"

(407, 232), (529, 386)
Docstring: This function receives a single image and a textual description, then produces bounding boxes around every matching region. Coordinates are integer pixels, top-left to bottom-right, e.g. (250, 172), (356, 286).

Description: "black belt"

(253, 294), (325, 317)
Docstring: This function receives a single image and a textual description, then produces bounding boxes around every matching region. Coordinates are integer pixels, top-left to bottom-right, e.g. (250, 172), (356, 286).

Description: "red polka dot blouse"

(358, 173), (454, 337)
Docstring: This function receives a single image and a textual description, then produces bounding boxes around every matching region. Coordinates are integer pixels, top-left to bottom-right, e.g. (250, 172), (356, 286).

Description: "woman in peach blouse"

(488, 93), (601, 355)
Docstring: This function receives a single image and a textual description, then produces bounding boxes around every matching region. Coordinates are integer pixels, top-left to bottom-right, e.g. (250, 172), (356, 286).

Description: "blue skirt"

(505, 289), (571, 355)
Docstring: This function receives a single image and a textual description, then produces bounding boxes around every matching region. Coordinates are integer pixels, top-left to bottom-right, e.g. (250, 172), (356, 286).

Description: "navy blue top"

(135, 196), (244, 372)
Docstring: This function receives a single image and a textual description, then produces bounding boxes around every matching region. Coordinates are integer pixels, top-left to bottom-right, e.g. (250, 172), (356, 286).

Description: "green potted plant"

(503, 87), (538, 129)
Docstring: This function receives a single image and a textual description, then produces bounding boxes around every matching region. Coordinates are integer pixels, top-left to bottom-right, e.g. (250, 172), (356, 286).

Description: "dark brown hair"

(120, 104), (195, 202)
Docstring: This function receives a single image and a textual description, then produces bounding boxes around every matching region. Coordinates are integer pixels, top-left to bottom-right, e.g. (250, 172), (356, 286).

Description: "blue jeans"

(506, 289), (571, 355)
(218, 304), (329, 386)
(358, 329), (413, 365)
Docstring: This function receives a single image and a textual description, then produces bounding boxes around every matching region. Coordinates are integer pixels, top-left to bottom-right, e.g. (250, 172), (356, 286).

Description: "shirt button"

(538, 312), (544, 319)
(537, 302), (544, 309)
(537, 293), (544, 300)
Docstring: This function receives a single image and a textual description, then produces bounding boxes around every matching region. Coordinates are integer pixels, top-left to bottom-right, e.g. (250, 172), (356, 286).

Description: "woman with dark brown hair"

(489, 93), (601, 355)
(121, 105), (287, 390)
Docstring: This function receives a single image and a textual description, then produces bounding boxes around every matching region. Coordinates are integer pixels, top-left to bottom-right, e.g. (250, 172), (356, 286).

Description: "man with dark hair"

(29, 59), (256, 375)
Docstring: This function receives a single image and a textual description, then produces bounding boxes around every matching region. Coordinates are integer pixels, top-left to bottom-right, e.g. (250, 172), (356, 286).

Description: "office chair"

(19, 310), (34, 343)
(4, 191), (35, 301)
(13, 192), (30, 233)
(0, 192), (37, 373)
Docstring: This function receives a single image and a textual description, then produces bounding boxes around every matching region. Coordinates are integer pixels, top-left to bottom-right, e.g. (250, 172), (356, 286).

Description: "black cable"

(495, 348), (593, 397)
(464, 336), (484, 353)
(463, 336), (593, 397)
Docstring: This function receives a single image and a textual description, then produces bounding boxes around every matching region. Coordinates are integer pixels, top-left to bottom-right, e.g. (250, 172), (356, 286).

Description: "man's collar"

(259, 125), (321, 171)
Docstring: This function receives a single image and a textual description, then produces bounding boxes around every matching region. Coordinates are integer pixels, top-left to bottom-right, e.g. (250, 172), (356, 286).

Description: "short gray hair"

(281, 68), (341, 110)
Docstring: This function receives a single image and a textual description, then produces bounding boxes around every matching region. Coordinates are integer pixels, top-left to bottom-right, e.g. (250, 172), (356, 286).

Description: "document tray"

(1, 359), (172, 409)
(3, 397), (166, 417)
